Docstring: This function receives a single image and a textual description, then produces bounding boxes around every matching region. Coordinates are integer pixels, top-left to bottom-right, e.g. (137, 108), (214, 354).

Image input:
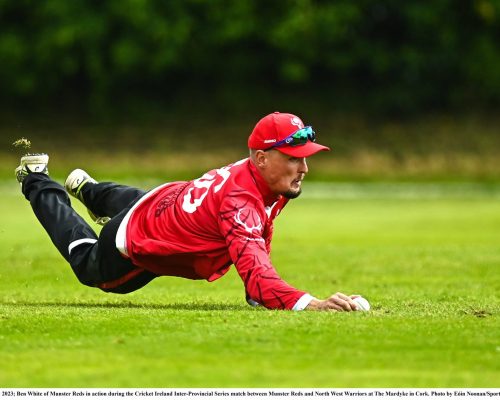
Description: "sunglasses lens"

(266, 126), (316, 149)
(290, 127), (315, 146)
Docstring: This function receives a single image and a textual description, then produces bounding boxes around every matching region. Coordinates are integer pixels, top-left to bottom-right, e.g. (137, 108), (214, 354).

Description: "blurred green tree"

(0, 0), (499, 115)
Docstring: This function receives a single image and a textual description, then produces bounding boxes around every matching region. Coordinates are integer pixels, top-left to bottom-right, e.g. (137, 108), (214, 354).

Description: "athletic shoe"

(65, 169), (111, 226)
(15, 153), (49, 184)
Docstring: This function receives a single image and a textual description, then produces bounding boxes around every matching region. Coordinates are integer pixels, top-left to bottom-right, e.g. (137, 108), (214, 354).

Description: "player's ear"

(254, 150), (268, 168)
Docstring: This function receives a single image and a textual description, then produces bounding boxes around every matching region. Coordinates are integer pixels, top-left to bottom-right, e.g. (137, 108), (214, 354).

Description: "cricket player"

(16, 112), (360, 311)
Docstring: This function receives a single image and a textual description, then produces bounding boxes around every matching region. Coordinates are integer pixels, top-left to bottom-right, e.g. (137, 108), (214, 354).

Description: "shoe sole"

(65, 169), (110, 226)
(21, 154), (49, 166)
(65, 169), (94, 200)
(16, 153), (49, 183)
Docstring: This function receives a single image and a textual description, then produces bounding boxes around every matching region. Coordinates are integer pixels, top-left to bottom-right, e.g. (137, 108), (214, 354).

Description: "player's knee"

(68, 243), (102, 287)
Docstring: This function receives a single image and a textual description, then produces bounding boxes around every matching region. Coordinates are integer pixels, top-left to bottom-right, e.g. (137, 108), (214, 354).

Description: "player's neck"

(248, 159), (281, 206)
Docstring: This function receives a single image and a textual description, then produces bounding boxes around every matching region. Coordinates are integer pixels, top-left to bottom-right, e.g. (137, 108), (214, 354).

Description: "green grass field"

(0, 180), (498, 388)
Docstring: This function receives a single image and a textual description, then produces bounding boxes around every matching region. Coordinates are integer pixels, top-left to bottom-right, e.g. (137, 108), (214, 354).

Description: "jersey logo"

(234, 208), (262, 234)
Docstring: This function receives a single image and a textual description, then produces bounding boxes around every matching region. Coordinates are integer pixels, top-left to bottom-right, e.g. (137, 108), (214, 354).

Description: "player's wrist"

(293, 293), (318, 311)
(304, 298), (322, 310)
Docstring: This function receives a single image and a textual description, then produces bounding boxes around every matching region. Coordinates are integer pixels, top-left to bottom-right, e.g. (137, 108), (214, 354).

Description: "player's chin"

(283, 187), (302, 199)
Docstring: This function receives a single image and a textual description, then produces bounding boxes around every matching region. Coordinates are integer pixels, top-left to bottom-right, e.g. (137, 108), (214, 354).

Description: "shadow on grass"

(0, 301), (255, 312)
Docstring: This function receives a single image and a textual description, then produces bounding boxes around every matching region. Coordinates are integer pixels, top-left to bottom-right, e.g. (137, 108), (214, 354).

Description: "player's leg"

(24, 173), (156, 291)
(65, 169), (146, 224)
(21, 171), (102, 286)
(18, 155), (156, 292)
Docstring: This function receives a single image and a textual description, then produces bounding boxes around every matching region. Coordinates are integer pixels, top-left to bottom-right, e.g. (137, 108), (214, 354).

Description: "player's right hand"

(305, 292), (358, 311)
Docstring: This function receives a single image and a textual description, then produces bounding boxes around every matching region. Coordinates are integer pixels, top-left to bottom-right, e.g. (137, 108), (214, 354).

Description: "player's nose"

(299, 158), (308, 174)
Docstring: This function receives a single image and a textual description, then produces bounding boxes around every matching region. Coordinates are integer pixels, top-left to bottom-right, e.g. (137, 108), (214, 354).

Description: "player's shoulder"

(225, 157), (250, 174)
(216, 160), (263, 207)
(223, 159), (261, 195)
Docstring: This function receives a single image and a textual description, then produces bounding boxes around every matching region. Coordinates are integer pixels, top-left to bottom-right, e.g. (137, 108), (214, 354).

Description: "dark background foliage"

(1, 0), (499, 117)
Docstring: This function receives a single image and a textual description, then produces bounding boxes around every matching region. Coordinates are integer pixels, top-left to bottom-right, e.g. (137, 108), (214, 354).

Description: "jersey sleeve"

(218, 191), (307, 310)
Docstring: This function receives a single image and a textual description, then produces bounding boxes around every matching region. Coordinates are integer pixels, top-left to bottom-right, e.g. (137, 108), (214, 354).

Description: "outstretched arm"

(219, 194), (363, 311)
(219, 195), (307, 309)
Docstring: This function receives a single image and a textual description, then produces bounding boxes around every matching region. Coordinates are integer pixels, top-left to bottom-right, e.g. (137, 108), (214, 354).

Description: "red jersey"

(115, 158), (313, 310)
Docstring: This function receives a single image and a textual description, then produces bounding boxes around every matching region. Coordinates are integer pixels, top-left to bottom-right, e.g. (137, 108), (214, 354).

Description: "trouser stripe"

(68, 238), (98, 255)
(98, 268), (144, 290)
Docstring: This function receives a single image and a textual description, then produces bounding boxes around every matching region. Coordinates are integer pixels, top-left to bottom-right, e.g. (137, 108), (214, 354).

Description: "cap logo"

(291, 117), (304, 129)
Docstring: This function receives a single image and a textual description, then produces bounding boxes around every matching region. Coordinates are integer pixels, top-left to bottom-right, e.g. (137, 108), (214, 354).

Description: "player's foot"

(65, 169), (111, 226)
(15, 153), (49, 184)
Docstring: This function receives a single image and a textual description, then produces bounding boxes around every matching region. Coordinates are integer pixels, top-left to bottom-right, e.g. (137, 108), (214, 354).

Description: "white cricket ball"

(351, 295), (370, 311)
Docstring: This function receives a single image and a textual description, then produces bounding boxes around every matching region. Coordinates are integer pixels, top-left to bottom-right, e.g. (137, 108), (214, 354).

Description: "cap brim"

(275, 142), (330, 158)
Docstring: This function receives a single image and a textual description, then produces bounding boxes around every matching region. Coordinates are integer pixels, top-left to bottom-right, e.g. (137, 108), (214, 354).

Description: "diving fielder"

(16, 112), (361, 311)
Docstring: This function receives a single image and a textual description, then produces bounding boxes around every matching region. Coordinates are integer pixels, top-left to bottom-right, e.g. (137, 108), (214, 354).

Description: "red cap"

(248, 112), (330, 157)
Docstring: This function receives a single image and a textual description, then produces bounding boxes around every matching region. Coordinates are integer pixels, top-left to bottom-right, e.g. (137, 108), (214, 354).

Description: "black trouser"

(22, 173), (158, 293)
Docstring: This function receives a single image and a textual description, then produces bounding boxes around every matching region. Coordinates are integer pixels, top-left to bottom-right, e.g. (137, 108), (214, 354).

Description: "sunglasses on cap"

(266, 126), (316, 150)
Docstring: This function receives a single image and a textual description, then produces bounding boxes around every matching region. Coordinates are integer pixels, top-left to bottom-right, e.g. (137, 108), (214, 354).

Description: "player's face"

(261, 150), (309, 199)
